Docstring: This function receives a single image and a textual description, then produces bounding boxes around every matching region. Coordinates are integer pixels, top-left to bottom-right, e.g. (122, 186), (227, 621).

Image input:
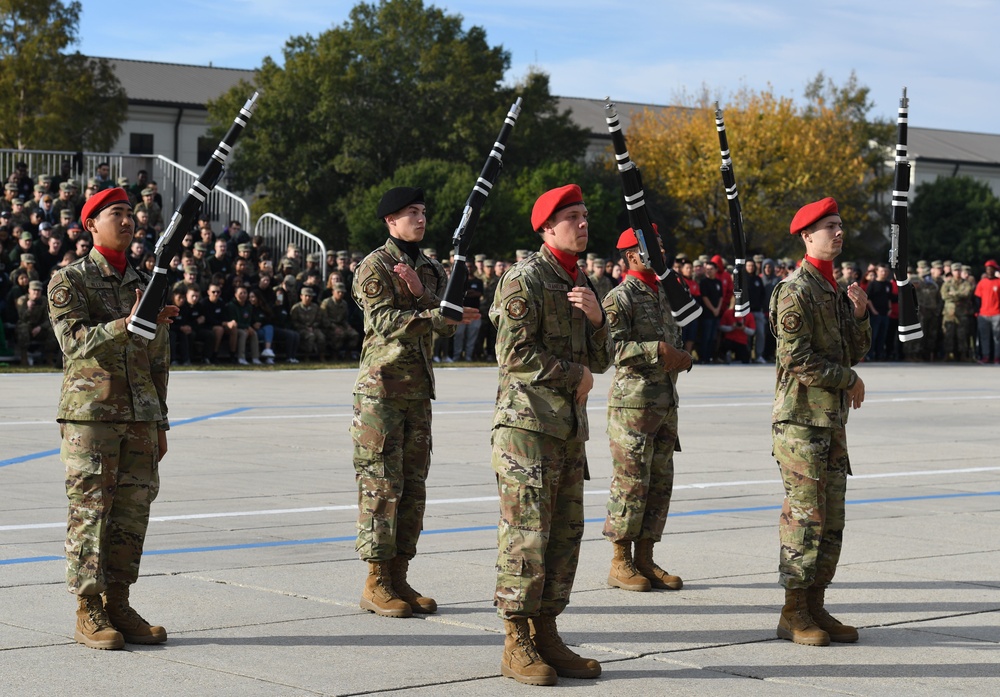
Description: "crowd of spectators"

(3, 161), (999, 368)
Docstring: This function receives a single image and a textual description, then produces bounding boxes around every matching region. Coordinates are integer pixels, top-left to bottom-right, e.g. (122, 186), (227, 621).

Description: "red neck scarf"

(94, 245), (127, 275)
(544, 243), (579, 281)
(804, 254), (836, 289)
(625, 268), (659, 291)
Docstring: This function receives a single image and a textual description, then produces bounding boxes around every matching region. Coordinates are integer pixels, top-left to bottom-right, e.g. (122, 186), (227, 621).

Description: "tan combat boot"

(75, 594), (124, 650)
(807, 587), (859, 643)
(633, 539), (683, 590)
(777, 588), (830, 646)
(390, 557), (437, 614)
(501, 618), (558, 686)
(360, 561), (412, 618)
(528, 615), (601, 679)
(104, 583), (167, 644)
(607, 541), (651, 592)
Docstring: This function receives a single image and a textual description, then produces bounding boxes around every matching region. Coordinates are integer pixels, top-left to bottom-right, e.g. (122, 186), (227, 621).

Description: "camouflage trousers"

(773, 422), (850, 590)
(942, 319), (970, 360)
(325, 323), (360, 354)
(493, 426), (586, 619)
(352, 395), (431, 562)
(603, 406), (677, 543)
(62, 420), (160, 595)
(299, 327), (325, 357)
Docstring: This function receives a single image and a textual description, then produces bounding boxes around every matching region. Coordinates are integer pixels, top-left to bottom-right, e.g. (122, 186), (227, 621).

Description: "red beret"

(616, 224), (659, 250)
(81, 187), (132, 223)
(985, 259), (999, 269)
(531, 184), (584, 231)
(789, 197), (839, 235)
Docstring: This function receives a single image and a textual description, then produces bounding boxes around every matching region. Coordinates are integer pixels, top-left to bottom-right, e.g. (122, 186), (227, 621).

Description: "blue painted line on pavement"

(3, 490), (997, 567)
(0, 407), (254, 469)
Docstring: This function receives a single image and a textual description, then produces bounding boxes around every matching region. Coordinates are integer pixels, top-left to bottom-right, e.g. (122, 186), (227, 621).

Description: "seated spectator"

(197, 283), (230, 364)
(224, 286), (260, 365)
(320, 282), (360, 359)
(16, 280), (58, 366)
(290, 286), (324, 361)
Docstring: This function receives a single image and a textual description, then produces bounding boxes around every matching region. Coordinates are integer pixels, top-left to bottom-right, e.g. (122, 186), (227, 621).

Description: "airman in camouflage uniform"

(491, 184), (612, 686)
(602, 228), (692, 595)
(940, 269), (975, 361)
(351, 186), (474, 619)
(290, 286), (325, 360)
(916, 272), (943, 360)
(16, 280), (58, 366)
(47, 188), (177, 651)
(770, 198), (871, 647)
(320, 282), (360, 358)
(588, 258), (614, 302)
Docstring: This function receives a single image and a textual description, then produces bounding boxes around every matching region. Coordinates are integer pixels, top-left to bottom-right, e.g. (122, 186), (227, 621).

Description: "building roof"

(555, 96), (688, 140)
(103, 57), (256, 109)
(556, 95), (1000, 167)
(908, 127), (1000, 168)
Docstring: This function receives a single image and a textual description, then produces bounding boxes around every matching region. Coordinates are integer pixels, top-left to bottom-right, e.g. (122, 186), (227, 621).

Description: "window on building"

(130, 133), (154, 154)
(197, 137), (216, 167)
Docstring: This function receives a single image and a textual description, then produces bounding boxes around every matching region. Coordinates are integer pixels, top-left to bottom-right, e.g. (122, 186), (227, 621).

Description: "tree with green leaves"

(209, 0), (588, 249)
(0, 0), (126, 151)
(910, 175), (1000, 263)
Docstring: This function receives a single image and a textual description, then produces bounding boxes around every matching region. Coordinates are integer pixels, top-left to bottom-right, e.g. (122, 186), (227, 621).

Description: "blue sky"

(76, 0), (997, 133)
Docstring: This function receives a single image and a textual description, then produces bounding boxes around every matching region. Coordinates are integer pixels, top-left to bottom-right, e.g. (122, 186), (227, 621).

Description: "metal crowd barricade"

(0, 149), (249, 232)
(254, 213), (327, 279)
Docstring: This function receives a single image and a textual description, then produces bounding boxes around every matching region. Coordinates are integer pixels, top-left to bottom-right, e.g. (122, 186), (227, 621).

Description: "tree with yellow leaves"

(625, 74), (892, 260)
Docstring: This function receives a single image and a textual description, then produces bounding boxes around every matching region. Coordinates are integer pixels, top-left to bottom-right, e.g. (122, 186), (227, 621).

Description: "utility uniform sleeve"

(773, 282), (852, 390)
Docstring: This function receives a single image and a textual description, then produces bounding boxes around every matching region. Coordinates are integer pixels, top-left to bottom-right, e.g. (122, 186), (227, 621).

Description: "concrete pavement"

(1, 363), (998, 695)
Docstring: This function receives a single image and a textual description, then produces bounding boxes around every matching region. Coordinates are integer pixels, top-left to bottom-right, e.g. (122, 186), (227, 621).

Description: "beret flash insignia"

(780, 311), (803, 334)
(506, 297), (528, 320)
(50, 286), (71, 309)
(362, 278), (383, 298)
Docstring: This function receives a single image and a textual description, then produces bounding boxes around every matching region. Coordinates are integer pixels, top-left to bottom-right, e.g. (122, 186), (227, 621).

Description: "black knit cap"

(376, 186), (424, 219)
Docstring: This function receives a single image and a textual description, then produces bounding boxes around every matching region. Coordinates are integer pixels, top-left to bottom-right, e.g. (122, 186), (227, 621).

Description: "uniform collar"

(89, 246), (137, 282)
(385, 235), (428, 268)
(538, 244), (579, 284)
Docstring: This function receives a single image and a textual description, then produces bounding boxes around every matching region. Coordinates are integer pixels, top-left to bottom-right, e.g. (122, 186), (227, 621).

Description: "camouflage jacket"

(320, 296), (350, 328)
(940, 277), (975, 320)
(47, 249), (169, 426)
(290, 301), (321, 330)
(769, 261), (870, 429)
(490, 245), (613, 441)
(603, 275), (680, 410)
(16, 294), (50, 330)
(352, 236), (455, 400)
(915, 277), (942, 315)
(589, 273), (614, 302)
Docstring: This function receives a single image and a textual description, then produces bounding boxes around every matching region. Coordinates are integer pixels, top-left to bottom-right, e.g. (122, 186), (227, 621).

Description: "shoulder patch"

(780, 311), (803, 334)
(362, 277), (383, 298)
(607, 310), (619, 328)
(50, 285), (72, 309)
(505, 296), (528, 320)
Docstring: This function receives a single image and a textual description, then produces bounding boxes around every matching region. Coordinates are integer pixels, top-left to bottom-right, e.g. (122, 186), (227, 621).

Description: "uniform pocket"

(352, 419), (387, 477)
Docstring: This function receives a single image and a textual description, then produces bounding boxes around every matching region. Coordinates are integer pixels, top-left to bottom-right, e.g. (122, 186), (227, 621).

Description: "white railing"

(1, 149), (249, 231)
(254, 213), (327, 279)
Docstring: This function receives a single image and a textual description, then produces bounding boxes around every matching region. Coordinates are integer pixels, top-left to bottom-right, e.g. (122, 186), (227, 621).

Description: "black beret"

(376, 186), (424, 219)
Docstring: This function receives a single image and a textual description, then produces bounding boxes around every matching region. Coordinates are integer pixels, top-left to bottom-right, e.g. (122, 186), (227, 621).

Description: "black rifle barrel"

(127, 91), (260, 340)
(604, 99), (701, 326)
(440, 97), (522, 321)
(890, 87), (923, 343)
(714, 103), (750, 317)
